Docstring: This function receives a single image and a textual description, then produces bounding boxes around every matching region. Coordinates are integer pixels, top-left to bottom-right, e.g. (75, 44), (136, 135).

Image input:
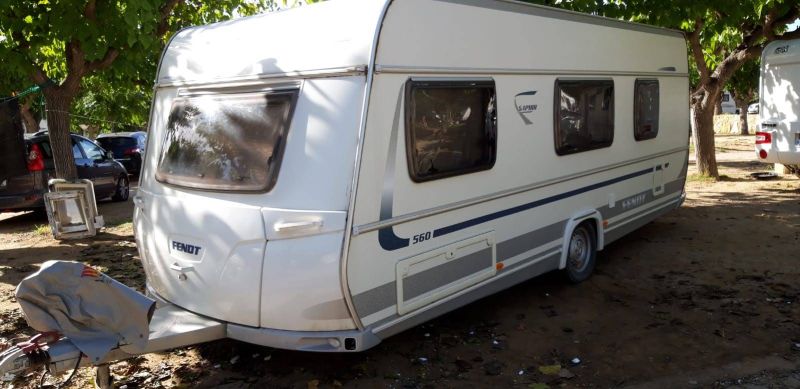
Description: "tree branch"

(762, 7), (781, 41)
(156, 0), (184, 37)
(85, 47), (120, 73)
(84, 0), (97, 21)
(31, 66), (49, 85)
(687, 19), (710, 85)
(58, 39), (89, 95)
(771, 5), (800, 39)
(780, 28), (800, 41)
(712, 45), (762, 85)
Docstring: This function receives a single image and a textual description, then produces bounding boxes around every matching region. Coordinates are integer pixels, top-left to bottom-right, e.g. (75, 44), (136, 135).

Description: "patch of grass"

(687, 174), (731, 183)
(33, 224), (50, 235)
(107, 220), (132, 229)
(687, 174), (715, 183)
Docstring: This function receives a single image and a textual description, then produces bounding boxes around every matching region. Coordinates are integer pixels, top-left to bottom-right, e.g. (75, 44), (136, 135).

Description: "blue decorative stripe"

(379, 227), (410, 251)
(379, 166), (654, 251)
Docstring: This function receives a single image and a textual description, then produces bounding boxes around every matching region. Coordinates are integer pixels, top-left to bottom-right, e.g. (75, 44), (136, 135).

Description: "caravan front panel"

(136, 76), (366, 329)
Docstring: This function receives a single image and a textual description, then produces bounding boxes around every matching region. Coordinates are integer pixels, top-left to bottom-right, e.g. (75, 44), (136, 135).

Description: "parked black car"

(96, 131), (147, 175)
(0, 133), (130, 213)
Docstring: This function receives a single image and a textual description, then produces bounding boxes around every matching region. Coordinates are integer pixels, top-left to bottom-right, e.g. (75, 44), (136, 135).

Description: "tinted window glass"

(554, 80), (614, 155)
(634, 79), (659, 141)
(98, 137), (137, 148)
(36, 141), (53, 158)
(79, 139), (105, 160)
(72, 142), (83, 159)
(156, 90), (297, 192)
(97, 137), (138, 158)
(405, 80), (497, 182)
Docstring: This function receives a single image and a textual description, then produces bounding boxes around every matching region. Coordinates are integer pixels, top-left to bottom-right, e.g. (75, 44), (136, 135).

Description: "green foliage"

(728, 59), (760, 104)
(0, 0), (274, 133)
(71, 74), (152, 133)
(525, 0), (798, 91)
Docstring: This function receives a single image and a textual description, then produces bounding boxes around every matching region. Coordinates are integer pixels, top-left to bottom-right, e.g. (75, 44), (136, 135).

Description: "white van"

(756, 39), (800, 171)
(134, 0), (690, 352)
(720, 90), (738, 114)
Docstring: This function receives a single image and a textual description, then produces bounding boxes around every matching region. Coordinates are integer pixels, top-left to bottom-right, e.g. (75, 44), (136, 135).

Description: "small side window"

(405, 79), (497, 182)
(634, 79), (659, 141)
(554, 79), (614, 155)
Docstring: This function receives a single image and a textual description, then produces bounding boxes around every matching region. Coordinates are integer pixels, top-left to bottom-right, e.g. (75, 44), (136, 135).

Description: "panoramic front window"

(554, 80), (614, 155)
(156, 90), (297, 192)
(634, 79), (659, 141)
(405, 80), (497, 182)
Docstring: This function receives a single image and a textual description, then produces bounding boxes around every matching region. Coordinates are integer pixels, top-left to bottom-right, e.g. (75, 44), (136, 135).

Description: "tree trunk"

(737, 102), (749, 135)
(44, 89), (79, 180)
(691, 94), (720, 178)
(732, 93), (752, 136)
(19, 98), (40, 133)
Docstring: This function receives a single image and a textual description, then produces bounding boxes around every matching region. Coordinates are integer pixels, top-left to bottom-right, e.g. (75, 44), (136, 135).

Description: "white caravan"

(756, 39), (800, 170)
(133, 0), (690, 352)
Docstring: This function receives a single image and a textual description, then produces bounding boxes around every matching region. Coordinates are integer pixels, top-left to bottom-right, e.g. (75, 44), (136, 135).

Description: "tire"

(111, 175), (130, 202)
(563, 221), (597, 284)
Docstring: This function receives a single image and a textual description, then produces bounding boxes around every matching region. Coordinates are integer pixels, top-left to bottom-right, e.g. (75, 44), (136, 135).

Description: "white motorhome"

(756, 39), (800, 171)
(133, 0), (690, 352)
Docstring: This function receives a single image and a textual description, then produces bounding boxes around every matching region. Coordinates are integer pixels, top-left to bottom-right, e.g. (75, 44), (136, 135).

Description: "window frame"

(155, 87), (299, 193)
(553, 79), (615, 156)
(633, 79), (660, 141)
(403, 78), (498, 183)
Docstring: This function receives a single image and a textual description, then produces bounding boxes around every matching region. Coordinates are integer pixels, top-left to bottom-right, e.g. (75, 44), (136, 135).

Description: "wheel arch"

(558, 210), (604, 270)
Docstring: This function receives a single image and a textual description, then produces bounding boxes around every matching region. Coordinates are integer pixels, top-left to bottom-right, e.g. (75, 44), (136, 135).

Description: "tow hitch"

(0, 304), (225, 387)
(2, 260), (227, 388)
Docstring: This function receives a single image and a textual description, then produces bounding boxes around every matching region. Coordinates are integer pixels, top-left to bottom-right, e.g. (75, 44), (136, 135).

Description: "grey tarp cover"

(15, 260), (156, 362)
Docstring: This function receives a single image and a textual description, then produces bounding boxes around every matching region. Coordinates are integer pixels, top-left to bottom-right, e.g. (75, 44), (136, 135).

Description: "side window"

(79, 139), (105, 160)
(634, 79), (659, 141)
(72, 141), (84, 159)
(405, 79), (497, 182)
(554, 79), (614, 155)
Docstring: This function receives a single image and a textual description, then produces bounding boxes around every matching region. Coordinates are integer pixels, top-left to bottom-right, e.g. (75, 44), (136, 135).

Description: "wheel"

(111, 175), (130, 202)
(563, 222), (597, 283)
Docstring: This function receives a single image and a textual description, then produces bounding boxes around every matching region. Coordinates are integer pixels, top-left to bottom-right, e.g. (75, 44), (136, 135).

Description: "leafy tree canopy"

(0, 0), (272, 178)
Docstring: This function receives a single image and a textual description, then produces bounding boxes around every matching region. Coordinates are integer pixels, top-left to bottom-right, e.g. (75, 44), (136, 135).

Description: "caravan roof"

(157, 0), (686, 86)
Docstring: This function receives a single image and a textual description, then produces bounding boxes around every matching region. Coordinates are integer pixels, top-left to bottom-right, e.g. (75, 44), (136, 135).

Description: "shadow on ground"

(139, 188), (800, 389)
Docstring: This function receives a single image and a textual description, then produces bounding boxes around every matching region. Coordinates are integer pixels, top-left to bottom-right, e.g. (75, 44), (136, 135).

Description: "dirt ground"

(1, 135), (799, 389)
